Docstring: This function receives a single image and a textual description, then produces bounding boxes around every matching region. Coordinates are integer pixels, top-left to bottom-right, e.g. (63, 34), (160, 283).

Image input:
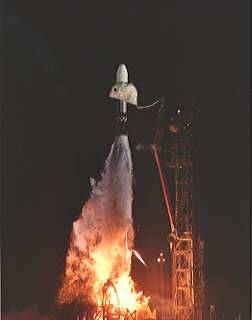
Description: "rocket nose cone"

(116, 64), (128, 84)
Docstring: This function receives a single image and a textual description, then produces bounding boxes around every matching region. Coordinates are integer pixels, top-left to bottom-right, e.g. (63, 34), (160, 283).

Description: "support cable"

(151, 144), (175, 233)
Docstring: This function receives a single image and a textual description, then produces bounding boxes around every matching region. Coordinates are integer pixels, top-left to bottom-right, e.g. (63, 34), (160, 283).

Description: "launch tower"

(154, 105), (205, 320)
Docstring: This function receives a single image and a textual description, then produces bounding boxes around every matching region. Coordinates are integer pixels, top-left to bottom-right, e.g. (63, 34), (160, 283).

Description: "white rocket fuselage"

(116, 64), (128, 125)
(109, 64), (138, 132)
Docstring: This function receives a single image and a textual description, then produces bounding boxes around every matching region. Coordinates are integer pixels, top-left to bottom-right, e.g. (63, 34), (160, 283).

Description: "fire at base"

(58, 135), (155, 320)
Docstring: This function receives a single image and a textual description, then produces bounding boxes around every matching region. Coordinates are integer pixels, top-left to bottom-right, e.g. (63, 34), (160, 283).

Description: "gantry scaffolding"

(92, 279), (137, 320)
(154, 105), (205, 320)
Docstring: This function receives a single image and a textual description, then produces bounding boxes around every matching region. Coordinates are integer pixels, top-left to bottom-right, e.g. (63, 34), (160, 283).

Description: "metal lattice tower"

(163, 108), (205, 320)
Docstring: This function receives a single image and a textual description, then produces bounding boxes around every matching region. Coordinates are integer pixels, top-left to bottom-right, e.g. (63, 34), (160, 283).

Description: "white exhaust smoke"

(58, 134), (134, 306)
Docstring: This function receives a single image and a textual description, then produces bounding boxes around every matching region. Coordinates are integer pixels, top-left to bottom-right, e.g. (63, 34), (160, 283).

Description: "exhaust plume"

(58, 135), (135, 307)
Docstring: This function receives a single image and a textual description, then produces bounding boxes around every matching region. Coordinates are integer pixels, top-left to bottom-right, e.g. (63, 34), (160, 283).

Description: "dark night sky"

(2, 0), (250, 319)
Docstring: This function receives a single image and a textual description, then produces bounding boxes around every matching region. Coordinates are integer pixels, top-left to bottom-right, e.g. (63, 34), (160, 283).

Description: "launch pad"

(92, 280), (137, 320)
(153, 105), (205, 320)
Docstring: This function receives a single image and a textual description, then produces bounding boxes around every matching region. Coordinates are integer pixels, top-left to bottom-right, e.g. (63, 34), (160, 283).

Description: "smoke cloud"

(58, 135), (134, 307)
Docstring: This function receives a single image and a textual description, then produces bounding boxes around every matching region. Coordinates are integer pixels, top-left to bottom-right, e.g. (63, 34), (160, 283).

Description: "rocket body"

(116, 64), (129, 131)
(109, 64), (138, 133)
(117, 64), (128, 127)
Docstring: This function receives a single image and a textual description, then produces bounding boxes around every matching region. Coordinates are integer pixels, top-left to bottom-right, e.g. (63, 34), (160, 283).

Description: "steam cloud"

(58, 135), (134, 307)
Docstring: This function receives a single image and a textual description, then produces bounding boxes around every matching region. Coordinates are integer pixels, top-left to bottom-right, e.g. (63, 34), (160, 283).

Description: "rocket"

(109, 64), (162, 133)
(109, 64), (176, 237)
(109, 64), (138, 132)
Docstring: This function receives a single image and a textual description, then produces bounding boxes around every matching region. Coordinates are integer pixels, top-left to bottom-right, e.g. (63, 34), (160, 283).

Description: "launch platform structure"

(153, 104), (205, 320)
(93, 279), (137, 320)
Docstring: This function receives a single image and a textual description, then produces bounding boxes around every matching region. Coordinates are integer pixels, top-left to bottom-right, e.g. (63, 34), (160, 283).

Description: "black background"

(2, 0), (250, 319)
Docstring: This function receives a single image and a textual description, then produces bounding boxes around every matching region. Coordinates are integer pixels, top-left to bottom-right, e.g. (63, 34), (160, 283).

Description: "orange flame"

(58, 136), (156, 319)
